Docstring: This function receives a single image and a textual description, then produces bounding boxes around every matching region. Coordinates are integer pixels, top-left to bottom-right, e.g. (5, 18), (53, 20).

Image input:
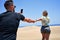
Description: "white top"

(40, 16), (50, 26)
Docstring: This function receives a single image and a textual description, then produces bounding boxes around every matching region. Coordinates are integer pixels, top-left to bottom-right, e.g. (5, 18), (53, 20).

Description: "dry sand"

(16, 26), (60, 40)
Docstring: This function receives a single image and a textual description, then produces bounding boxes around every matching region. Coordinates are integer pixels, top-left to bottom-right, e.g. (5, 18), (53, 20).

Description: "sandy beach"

(16, 26), (60, 40)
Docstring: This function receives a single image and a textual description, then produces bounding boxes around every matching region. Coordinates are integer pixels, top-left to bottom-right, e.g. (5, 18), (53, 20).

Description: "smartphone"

(21, 9), (23, 13)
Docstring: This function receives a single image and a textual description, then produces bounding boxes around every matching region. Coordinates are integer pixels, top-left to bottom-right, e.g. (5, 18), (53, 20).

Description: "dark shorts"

(41, 25), (51, 33)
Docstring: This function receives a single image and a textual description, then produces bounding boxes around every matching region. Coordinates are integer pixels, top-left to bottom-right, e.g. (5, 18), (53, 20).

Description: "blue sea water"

(19, 24), (60, 28)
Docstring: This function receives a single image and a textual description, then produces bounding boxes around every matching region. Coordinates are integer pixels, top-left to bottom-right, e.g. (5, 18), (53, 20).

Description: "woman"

(36, 10), (51, 40)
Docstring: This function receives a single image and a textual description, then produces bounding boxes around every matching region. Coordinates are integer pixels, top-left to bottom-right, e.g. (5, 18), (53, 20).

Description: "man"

(0, 1), (35, 40)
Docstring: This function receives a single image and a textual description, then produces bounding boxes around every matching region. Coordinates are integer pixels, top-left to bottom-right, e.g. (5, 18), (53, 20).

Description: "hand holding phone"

(21, 9), (23, 13)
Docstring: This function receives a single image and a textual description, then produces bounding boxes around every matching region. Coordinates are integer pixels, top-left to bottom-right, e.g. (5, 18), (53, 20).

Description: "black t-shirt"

(0, 11), (25, 40)
(0, 11), (25, 32)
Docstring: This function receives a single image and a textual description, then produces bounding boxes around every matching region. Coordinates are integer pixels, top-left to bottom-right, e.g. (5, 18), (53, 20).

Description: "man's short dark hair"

(4, 1), (13, 9)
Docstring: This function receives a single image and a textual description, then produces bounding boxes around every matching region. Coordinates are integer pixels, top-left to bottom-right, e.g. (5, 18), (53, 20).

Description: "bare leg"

(41, 33), (45, 40)
(45, 33), (50, 40)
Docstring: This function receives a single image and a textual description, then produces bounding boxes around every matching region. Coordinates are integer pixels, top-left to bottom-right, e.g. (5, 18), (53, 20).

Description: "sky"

(0, 0), (60, 26)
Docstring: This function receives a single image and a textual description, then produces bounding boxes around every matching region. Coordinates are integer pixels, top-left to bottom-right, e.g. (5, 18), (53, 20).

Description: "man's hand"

(28, 19), (36, 23)
(23, 18), (36, 23)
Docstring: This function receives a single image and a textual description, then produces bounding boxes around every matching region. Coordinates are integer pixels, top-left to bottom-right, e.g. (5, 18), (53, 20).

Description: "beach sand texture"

(16, 26), (60, 40)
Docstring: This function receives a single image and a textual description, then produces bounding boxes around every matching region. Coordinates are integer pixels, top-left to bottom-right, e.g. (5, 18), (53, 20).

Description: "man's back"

(0, 11), (25, 40)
